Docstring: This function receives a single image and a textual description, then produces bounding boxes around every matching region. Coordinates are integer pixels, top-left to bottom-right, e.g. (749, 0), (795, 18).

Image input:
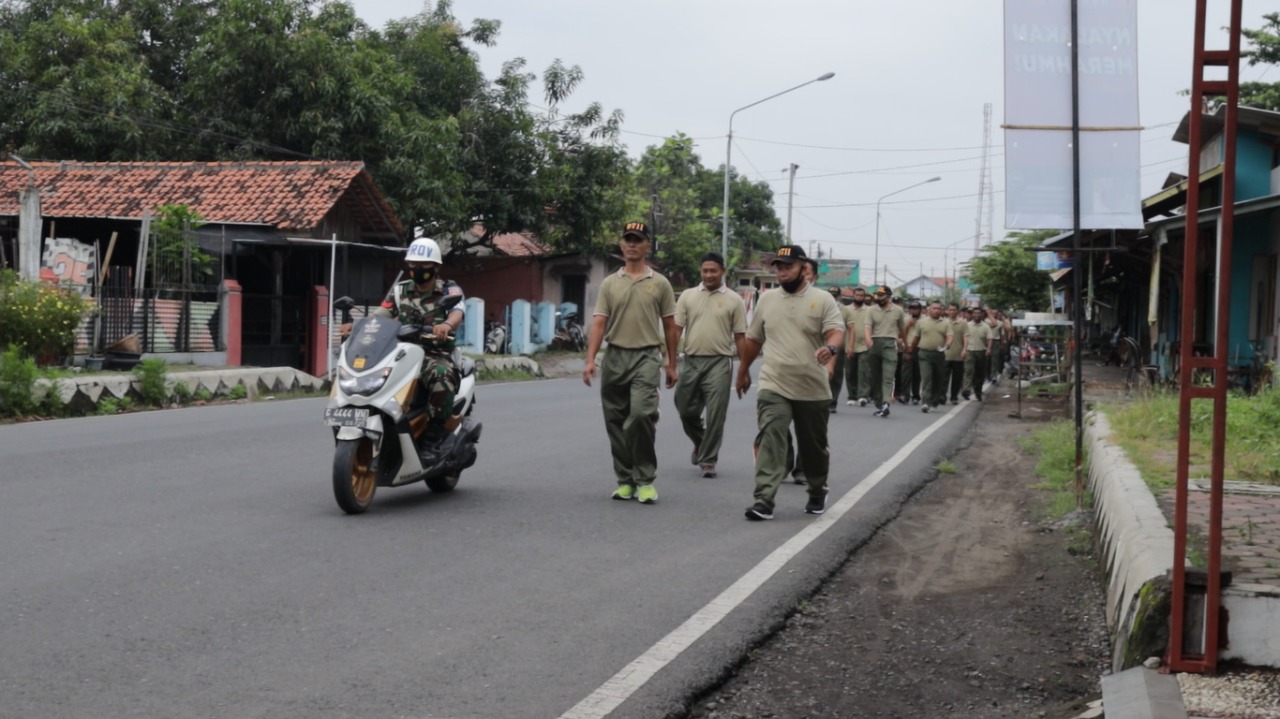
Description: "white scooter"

(325, 295), (481, 514)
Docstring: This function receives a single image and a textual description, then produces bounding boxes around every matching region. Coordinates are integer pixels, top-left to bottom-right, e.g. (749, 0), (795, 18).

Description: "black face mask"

(408, 267), (436, 285)
(780, 275), (805, 293)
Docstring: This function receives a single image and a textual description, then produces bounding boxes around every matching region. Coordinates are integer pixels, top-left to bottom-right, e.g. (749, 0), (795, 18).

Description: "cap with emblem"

(622, 222), (650, 241)
(770, 244), (807, 265)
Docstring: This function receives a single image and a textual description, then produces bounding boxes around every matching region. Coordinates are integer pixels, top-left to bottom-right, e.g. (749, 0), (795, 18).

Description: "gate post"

(307, 285), (330, 377)
(220, 279), (242, 367)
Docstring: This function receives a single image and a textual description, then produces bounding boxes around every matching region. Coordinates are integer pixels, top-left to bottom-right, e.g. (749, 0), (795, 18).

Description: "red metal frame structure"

(1169, 0), (1243, 674)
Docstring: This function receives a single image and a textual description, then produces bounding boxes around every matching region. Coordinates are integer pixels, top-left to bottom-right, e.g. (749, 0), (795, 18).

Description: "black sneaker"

(911, 398), (920, 405)
(805, 492), (828, 515)
(962, 389), (971, 400)
(745, 503), (774, 521)
(792, 469), (807, 485)
(874, 403), (890, 418)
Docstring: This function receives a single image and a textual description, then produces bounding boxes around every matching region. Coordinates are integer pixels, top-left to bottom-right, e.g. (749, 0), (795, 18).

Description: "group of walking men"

(582, 222), (1010, 521)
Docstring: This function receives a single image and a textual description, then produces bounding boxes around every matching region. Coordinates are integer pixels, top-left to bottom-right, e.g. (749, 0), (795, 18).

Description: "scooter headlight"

(338, 366), (392, 396)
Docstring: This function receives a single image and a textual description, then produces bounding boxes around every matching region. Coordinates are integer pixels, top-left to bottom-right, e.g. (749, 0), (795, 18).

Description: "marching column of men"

(584, 226), (1002, 519)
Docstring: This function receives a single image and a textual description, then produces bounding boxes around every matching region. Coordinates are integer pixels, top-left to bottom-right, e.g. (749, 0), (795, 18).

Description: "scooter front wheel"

(333, 438), (377, 514)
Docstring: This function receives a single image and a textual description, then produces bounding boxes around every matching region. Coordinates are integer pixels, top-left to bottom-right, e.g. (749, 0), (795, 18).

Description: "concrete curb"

(1084, 411), (1176, 671)
(34, 367), (327, 412)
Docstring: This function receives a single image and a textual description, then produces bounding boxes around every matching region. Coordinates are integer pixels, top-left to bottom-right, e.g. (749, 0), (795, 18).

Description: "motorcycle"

(325, 295), (482, 514)
(484, 320), (507, 355)
(554, 310), (585, 352)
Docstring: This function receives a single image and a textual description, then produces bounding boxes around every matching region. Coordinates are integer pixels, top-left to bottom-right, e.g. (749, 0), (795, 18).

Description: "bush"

(133, 358), (169, 406)
(0, 270), (90, 363)
(0, 344), (39, 416)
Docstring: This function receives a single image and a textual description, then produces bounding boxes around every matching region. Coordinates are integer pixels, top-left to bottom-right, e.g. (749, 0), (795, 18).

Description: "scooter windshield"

(344, 316), (401, 371)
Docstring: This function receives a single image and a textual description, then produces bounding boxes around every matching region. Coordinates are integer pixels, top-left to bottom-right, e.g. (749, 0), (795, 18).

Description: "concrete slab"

(1100, 667), (1187, 719)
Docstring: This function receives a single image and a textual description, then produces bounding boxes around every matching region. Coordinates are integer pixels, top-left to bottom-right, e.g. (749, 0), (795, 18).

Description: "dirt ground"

(684, 388), (1114, 719)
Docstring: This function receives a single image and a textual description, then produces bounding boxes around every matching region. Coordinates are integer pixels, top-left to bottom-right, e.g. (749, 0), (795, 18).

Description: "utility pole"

(975, 103), (993, 256)
(785, 163), (798, 243)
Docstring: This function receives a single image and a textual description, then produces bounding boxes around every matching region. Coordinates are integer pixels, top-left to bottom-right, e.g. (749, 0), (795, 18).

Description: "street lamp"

(873, 176), (941, 288)
(721, 72), (834, 260)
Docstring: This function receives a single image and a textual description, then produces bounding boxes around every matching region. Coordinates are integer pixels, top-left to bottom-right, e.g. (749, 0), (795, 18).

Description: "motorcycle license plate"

(325, 407), (369, 428)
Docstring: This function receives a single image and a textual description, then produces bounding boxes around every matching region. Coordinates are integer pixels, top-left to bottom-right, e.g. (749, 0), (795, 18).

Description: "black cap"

(770, 244), (807, 265)
(907, 299), (922, 309)
(623, 222), (650, 241)
(828, 286), (842, 297)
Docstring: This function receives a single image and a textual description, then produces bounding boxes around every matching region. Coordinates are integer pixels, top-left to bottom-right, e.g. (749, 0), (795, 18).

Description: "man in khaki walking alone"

(583, 222), (679, 505)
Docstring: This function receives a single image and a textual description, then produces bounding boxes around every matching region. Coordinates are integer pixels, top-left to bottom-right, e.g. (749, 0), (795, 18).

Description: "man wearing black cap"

(674, 251), (747, 478)
(583, 222), (678, 505)
(735, 245), (844, 521)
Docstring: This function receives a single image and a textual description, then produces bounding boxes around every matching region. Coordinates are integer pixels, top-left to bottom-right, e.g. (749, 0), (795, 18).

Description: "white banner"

(1004, 0), (1143, 230)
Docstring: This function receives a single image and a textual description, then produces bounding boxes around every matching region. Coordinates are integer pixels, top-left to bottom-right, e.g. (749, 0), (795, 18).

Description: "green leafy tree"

(967, 230), (1056, 312)
(629, 135), (718, 286)
(1242, 12), (1280, 111)
(696, 166), (785, 269)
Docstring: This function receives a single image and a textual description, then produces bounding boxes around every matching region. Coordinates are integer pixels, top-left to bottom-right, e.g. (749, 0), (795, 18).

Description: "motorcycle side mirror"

(334, 296), (356, 311)
(438, 293), (463, 312)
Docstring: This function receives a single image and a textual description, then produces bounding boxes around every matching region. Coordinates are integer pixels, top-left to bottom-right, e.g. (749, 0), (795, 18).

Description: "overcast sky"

(348, 0), (1275, 285)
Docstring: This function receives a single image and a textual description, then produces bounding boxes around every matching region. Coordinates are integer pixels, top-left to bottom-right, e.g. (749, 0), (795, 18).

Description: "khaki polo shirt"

(594, 267), (676, 349)
(867, 303), (907, 339)
(946, 320), (968, 361)
(675, 284), (746, 356)
(914, 316), (951, 351)
(905, 315), (923, 344)
(748, 285), (844, 401)
(845, 304), (869, 353)
(966, 321), (992, 352)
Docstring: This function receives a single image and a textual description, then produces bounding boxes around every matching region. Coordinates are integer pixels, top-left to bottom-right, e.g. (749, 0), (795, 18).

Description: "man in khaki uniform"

(944, 304), (968, 404)
(583, 222), (678, 505)
(962, 307), (993, 401)
(896, 300), (924, 404)
(864, 286), (907, 417)
(674, 251), (746, 478)
(736, 245), (844, 521)
(843, 286), (871, 406)
(911, 301), (953, 412)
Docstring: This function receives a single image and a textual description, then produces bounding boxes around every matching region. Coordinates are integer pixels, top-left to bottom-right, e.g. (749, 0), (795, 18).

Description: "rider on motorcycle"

(372, 238), (466, 439)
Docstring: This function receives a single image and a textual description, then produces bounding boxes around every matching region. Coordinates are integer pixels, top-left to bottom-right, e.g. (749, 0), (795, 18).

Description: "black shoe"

(962, 389), (971, 400)
(911, 398), (920, 405)
(829, 406), (837, 414)
(874, 403), (890, 418)
(805, 492), (828, 515)
(745, 503), (774, 521)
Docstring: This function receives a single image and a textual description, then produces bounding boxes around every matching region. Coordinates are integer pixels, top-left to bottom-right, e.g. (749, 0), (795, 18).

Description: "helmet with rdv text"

(404, 238), (443, 285)
(405, 237), (442, 264)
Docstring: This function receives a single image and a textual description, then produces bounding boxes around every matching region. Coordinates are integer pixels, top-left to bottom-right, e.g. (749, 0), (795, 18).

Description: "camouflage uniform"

(373, 278), (465, 429)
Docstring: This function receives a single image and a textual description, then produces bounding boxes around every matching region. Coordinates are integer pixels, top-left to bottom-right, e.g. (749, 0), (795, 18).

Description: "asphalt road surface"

(0, 374), (977, 718)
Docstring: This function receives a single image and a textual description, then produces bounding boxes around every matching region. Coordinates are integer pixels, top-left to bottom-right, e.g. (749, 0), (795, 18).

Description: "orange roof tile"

(0, 160), (404, 238)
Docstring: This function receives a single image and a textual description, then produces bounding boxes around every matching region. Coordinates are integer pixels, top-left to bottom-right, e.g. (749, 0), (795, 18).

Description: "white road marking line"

(559, 406), (970, 718)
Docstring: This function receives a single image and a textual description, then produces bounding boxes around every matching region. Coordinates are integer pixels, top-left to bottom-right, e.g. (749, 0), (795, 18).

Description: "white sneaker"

(846, 399), (855, 406)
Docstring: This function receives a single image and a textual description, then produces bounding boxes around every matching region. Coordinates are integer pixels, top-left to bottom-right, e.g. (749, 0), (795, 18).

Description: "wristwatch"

(825, 344), (840, 356)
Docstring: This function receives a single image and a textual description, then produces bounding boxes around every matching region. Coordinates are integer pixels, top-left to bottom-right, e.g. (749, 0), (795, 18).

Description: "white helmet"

(405, 238), (442, 263)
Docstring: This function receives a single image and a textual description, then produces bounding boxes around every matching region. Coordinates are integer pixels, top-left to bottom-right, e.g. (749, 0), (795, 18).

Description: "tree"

(629, 135), (718, 286)
(1242, 12), (1280, 111)
(966, 230), (1056, 312)
(696, 165), (784, 269)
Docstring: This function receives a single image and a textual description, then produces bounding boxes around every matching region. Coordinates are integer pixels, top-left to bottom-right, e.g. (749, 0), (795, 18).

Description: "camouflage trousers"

(421, 355), (460, 428)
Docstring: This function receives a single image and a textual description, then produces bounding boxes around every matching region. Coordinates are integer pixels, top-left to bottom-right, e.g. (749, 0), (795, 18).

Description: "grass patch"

(1106, 383), (1280, 489)
(936, 459), (958, 474)
(477, 366), (538, 383)
(1028, 419), (1090, 518)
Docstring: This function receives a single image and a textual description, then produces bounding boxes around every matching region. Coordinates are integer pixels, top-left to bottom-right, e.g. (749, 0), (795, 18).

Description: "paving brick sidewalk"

(1185, 484), (1280, 587)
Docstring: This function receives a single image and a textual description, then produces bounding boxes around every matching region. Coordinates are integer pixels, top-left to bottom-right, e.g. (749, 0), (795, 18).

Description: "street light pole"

(873, 176), (941, 288)
(722, 72), (834, 260)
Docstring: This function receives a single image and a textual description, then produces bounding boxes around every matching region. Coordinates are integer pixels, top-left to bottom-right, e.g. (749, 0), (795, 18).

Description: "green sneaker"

(612, 485), (635, 501)
(636, 484), (658, 504)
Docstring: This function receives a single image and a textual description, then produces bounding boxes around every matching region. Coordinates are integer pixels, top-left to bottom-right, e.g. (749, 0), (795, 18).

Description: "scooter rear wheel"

(333, 438), (377, 514)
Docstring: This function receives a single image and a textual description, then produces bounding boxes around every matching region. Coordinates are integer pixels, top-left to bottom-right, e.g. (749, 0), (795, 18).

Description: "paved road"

(0, 374), (978, 718)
